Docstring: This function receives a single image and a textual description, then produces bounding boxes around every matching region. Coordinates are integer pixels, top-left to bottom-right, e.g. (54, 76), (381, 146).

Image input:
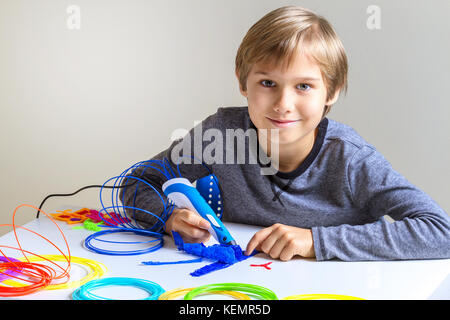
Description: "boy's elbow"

(421, 214), (450, 259)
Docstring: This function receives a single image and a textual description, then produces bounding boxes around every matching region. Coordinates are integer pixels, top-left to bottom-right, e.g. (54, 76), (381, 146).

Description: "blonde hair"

(235, 6), (348, 116)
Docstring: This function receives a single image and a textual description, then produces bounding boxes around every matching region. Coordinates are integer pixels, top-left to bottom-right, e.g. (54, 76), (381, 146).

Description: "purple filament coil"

(0, 256), (22, 282)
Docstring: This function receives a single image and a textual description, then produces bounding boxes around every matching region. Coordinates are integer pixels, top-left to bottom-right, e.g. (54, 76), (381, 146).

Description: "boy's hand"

(165, 208), (211, 243)
(245, 223), (315, 261)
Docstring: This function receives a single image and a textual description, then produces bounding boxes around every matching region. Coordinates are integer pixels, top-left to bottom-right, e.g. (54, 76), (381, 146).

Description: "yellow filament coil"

(282, 294), (365, 300)
(1, 255), (107, 290)
(159, 287), (251, 300)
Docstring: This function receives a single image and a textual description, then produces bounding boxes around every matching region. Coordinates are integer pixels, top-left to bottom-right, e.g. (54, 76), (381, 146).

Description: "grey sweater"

(120, 107), (450, 261)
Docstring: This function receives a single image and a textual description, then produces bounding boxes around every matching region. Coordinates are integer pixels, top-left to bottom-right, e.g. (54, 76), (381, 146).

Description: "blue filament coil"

(72, 277), (165, 300)
(84, 228), (164, 256)
(85, 156), (223, 256)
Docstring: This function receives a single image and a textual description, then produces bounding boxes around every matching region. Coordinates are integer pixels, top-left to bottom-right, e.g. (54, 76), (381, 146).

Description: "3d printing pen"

(162, 177), (237, 245)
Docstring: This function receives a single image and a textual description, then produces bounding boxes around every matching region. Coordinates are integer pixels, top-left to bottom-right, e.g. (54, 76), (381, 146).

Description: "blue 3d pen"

(162, 177), (237, 245)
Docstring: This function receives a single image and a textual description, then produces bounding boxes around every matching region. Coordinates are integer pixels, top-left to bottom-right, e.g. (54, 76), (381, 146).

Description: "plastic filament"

(84, 228), (164, 256)
(3, 255), (107, 290)
(282, 294), (365, 300)
(90, 156), (215, 256)
(100, 156), (217, 231)
(99, 159), (180, 232)
(0, 261), (55, 297)
(184, 283), (278, 300)
(0, 204), (71, 297)
(0, 256), (21, 282)
(72, 277), (165, 300)
(158, 287), (251, 300)
(83, 159), (179, 256)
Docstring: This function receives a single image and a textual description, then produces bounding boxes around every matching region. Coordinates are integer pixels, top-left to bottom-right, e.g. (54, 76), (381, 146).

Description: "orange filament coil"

(2, 255), (107, 290)
(0, 204), (72, 296)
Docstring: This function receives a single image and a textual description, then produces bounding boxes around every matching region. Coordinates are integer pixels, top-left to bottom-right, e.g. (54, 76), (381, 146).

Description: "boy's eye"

(260, 80), (275, 87)
(260, 80), (311, 91)
(297, 83), (311, 91)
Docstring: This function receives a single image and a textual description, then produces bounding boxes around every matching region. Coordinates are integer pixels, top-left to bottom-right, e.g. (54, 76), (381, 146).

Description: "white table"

(1, 211), (449, 300)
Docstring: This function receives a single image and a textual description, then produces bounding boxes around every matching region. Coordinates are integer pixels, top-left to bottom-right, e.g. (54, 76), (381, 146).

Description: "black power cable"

(35, 182), (137, 219)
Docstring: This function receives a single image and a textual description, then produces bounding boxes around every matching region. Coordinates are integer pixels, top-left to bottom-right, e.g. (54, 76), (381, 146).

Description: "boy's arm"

(312, 145), (450, 261)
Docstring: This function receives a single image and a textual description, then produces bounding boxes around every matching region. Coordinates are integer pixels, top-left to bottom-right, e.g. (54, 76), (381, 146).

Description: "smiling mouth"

(266, 117), (300, 127)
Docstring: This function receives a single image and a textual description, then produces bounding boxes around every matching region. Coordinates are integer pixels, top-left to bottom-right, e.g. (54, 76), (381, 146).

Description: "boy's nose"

(273, 89), (296, 114)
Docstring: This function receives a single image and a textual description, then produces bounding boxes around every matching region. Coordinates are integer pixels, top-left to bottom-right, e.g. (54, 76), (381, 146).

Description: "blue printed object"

(141, 258), (203, 265)
(172, 231), (258, 277)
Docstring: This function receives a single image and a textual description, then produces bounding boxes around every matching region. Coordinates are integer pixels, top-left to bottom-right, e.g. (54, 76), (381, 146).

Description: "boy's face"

(237, 52), (339, 147)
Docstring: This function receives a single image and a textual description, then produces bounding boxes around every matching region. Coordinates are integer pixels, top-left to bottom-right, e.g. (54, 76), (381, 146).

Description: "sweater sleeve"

(118, 113), (218, 230)
(312, 145), (450, 261)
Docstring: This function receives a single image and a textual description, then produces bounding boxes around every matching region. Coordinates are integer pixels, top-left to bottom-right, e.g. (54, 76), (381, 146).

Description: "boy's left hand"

(245, 223), (315, 261)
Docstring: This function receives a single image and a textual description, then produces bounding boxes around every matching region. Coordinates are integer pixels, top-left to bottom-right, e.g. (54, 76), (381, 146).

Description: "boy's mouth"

(266, 117), (300, 128)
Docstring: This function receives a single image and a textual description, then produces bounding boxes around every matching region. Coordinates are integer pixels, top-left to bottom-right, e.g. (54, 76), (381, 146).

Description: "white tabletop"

(0, 212), (449, 300)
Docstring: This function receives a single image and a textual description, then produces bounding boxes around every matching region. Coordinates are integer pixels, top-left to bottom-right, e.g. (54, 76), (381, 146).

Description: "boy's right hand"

(165, 208), (211, 243)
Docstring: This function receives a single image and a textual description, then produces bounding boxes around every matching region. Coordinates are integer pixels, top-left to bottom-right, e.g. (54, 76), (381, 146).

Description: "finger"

(279, 244), (296, 261)
(178, 228), (211, 243)
(268, 237), (287, 259)
(182, 224), (211, 241)
(184, 233), (211, 244)
(245, 225), (277, 255)
(260, 224), (286, 254)
(180, 211), (211, 230)
(260, 229), (283, 258)
(172, 213), (210, 241)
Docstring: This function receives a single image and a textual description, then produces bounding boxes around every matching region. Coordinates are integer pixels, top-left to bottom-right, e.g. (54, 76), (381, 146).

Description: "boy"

(120, 6), (450, 261)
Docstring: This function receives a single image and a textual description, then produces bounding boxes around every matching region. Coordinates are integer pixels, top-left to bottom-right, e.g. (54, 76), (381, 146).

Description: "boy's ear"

(235, 70), (248, 98)
(326, 89), (340, 106)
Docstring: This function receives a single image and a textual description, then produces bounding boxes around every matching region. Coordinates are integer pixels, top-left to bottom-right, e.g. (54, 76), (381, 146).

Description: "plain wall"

(1, 0), (449, 236)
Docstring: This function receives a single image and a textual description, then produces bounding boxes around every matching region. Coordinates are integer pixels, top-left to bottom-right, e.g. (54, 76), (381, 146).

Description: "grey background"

(0, 0), (449, 235)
